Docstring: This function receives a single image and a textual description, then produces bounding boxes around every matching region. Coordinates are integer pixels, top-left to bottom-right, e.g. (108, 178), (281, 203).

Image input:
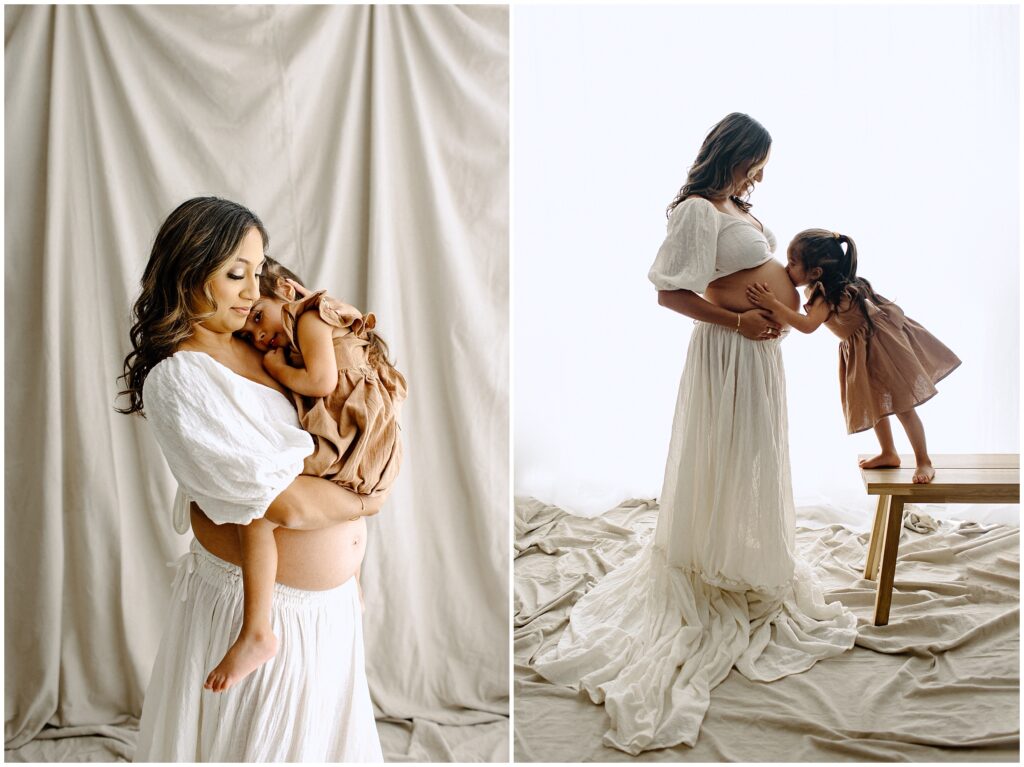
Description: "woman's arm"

(746, 283), (829, 334)
(657, 289), (781, 340)
(263, 313), (339, 398)
(264, 476), (387, 530)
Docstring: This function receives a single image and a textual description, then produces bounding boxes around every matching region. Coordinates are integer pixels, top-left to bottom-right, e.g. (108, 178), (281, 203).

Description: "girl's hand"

(284, 278), (312, 299)
(738, 308), (782, 341)
(746, 282), (777, 308)
(262, 347), (288, 375)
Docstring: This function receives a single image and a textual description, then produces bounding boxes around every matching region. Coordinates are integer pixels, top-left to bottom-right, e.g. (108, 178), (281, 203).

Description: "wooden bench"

(860, 453), (1019, 626)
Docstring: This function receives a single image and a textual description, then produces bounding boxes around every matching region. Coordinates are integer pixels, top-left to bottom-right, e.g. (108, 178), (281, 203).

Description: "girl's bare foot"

(912, 463), (935, 484)
(859, 452), (901, 469)
(204, 629), (278, 693)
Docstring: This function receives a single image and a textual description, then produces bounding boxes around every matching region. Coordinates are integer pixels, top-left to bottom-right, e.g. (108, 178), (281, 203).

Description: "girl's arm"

(264, 475), (387, 530)
(262, 312), (340, 397)
(657, 288), (782, 340)
(746, 282), (830, 334)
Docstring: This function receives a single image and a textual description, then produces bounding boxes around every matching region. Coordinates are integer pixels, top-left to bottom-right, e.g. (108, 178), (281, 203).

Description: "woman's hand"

(746, 281), (779, 309)
(284, 278), (312, 299)
(738, 308), (782, 340)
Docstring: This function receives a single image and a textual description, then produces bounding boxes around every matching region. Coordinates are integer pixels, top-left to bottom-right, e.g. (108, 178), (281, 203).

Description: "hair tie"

(832, 231), (841, 240)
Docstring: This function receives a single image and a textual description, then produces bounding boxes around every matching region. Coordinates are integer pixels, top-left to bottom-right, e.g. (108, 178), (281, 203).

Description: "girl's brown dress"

(280, 290), (407, 497)
(810, 288), (961, 434)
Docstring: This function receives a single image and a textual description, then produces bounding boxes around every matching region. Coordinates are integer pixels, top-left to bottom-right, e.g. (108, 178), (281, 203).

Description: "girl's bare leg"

(894, 407), (935, 483)
(858, 416), (902, 469)
(204, 518), (280, 692)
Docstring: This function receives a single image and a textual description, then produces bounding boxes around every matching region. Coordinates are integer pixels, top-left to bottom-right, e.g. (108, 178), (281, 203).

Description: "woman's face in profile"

(196, 226), (264, 334)
(735, 148), (770, 194)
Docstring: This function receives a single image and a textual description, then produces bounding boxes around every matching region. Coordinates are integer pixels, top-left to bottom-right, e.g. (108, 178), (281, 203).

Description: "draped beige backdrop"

(4, 4), (509, 762)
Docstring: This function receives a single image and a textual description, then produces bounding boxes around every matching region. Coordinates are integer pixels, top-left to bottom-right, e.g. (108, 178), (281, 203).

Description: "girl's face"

(197, 227), (264, 334)
(784, 244), (821, 287)
(240, 297), (289, 351)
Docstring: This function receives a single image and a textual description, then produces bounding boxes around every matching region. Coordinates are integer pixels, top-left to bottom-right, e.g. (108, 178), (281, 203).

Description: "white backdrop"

(514, 3), (1019, 518)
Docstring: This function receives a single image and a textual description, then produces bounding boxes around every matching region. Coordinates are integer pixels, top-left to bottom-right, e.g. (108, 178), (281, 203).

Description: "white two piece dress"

(134, 351), (382, 762)
(533, 197), (859, 755)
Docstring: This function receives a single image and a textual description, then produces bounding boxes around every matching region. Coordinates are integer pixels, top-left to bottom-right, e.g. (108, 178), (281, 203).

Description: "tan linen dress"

(280, 291), (407, 496)
(809, 287), (961, 434)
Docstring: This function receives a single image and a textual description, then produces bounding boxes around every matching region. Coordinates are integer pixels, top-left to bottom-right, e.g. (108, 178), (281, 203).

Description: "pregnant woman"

(532, 114), (859, 755)
(118, 197), (384, 761)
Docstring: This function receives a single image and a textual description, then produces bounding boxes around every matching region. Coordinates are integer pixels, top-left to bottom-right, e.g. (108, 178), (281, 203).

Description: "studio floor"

(514, 497), (1020, 762)
(4, 717), (509, 762)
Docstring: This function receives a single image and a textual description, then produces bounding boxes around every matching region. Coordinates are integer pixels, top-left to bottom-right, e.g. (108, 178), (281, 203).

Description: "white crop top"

(143, 351), (314, 532)
(648, 196), (777, 294)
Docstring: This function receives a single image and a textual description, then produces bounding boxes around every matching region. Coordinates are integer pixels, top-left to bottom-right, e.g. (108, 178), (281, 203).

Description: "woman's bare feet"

(912, 463), (935, 484)
(858, 452), (901, 469)
(204, 629), (278, 693)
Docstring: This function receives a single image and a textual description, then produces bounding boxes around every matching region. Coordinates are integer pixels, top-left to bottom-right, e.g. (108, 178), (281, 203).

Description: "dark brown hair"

(667, 112), (772, 217)
(790, 229), (891, 334)
(258, 256), (402, 381)
(116, 197), (269, 415)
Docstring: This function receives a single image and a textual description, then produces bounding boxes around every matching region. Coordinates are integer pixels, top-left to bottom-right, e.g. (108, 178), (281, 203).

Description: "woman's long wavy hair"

(791, 229), (891, 335)
(667, 113), (772, 218)
(258, 256), (402, 380)
(116, 197), (269, 416)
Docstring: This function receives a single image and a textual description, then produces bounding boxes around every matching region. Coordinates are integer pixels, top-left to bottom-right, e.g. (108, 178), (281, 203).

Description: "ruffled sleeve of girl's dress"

(648, 196), (721, 293)
(142, 352), (313, 531)
(281, 291), (375, 348)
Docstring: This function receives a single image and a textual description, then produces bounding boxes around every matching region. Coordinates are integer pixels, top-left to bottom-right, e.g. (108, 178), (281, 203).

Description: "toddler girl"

(746, 228), (960, 484)
(204, 257), (407, 692)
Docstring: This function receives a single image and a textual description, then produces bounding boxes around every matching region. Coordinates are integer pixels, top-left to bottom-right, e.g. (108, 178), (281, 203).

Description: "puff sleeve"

(647, 197), (721, 293)
(143, 352), (314, 530)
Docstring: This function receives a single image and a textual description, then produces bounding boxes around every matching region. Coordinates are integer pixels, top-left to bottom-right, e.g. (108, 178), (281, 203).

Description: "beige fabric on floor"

(515, 497), (1020, 762)
(4, 4), (508, 759)
(3, 720), (508, 763)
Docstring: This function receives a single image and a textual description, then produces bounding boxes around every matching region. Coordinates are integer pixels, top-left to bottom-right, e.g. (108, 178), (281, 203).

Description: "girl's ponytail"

(836, 233), (858, 281)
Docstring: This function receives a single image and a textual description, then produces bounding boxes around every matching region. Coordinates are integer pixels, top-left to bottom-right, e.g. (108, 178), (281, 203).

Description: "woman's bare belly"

(704, 259), (800, 323)
(192, 505), (367, 591)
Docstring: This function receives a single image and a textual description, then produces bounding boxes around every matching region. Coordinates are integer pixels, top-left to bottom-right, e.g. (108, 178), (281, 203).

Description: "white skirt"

(134, 539), (383, 762)
(533, 323), (858, 755)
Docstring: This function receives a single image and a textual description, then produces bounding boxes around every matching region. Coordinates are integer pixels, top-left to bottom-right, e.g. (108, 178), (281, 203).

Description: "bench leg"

(873, 496), (905, 626)
(864, 494), (890, 580)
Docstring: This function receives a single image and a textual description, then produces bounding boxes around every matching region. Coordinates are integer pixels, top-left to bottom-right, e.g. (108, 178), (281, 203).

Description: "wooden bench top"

(858, 453), (1020, 501)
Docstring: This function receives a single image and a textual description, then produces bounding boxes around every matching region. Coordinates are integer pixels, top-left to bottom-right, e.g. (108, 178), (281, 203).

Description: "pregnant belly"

(704, 259), (799, 323)
(192, 506), (366, 590)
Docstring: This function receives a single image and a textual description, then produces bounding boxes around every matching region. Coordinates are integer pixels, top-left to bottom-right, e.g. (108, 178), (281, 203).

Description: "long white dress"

(532, 198), (859, 755)
(134, 351), (383, 762)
